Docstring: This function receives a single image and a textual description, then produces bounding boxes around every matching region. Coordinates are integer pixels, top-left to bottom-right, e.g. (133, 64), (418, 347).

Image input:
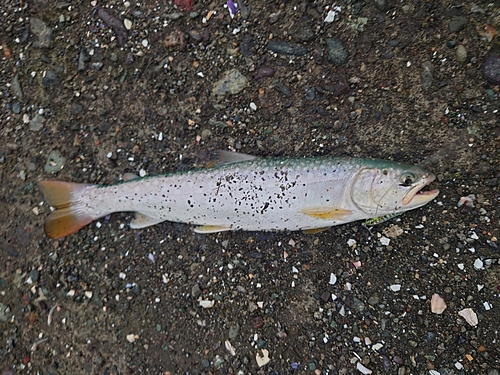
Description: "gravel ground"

(1, 0), (499, 374)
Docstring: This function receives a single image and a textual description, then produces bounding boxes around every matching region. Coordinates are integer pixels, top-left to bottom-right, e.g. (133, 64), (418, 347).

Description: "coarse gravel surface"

(0, 0), (499, 374)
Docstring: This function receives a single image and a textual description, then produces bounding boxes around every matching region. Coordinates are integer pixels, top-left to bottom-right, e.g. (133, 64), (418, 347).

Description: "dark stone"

(449, 16), (467, 32)
(483, 54), (500, 85)
(42, 70), (60, 86)
(267, 40), (310, 56)
(325, 38), (348, 66)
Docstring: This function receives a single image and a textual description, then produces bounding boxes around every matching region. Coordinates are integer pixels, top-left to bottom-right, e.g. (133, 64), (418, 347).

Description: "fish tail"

(38, 181), (97, 239)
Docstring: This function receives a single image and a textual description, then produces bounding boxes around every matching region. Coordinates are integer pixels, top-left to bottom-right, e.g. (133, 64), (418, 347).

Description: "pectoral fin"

(301, 208), (352, 220)
(303, 227), (331, 234)
(194, 225), (232, 234)
(130, 213), (165, 229)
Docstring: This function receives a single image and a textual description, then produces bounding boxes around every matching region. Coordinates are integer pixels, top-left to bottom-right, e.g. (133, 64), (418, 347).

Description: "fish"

(38, 151), (439, 239)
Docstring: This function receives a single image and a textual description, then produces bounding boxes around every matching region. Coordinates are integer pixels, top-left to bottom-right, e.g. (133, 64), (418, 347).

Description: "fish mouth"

(402, 174), (439, 206)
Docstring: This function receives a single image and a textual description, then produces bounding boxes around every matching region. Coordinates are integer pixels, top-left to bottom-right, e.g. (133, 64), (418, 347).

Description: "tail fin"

(39, 181), (97, 239)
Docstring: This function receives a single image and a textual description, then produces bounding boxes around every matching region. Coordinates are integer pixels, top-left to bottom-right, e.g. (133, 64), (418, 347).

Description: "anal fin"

(301, 208), (352, 220)
(194, 225), (232, 234)
(130, 213), (165, 229)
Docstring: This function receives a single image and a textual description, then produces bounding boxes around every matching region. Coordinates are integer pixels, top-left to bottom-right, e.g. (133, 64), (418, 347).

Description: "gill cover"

(351, 164), (437, 216)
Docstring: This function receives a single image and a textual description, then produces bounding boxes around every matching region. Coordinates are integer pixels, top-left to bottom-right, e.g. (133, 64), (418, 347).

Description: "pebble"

(11, 74), (23, 101)
(78, 49), (89, 71)
(325, 38), (349, 66)
(449, 16), (467, 33)
(42, 70), (60, 86)
(373, 0), (389, 11)
(254, 67), (275, 79)
(482, 54), (500, 85)
(456, 45), (467, 64)
(267, 40), (310, 56)
(30, 18), (53, 48)
(29, 269), (40, 283)
(274, 82), (292, 97)
(238, 0), (251, 20)
(30, 113), (45, 131)
(291, 22), (314, 42)
(228, 323), (240, 339)
(420, 61), (434, 92)
(44, 149), (66, 173)
(12, 102), (21, 114)
(212, 69), (248, 97)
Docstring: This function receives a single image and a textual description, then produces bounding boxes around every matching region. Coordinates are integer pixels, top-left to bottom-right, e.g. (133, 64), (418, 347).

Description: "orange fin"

(39, 181), (97, 239)
(301, 208), (352, 220)
(193, 225), (232, 234)
(130, 212), (164, 229)
(303, 227), (331, 234)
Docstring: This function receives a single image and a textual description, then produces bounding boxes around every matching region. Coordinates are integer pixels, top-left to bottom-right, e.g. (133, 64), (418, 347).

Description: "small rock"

(431, 293), (447, 314)
(30, 113), (45, 131)
(267, 40), (310, 56)
(456, 45), (467, 64)
(78, 49), (90, 71)
(373, 0), (389, 11)
(42, 70), (60, 86)
(238, 0), (251, 20)
(421, 61), (434, 92)
(29, 269), (40, 283)
(30, 18), (53, 48)
(449, 16), (467, 33)
(44, 149), (66, 173)
(12, 102), (21, 114)
(483, 54), (500, 85)
(256, 349), (270, 367)
(290, 22), (314, 42)
(228, 323), (240, 339)
(11, 74), (23, 101)
(212, 69), (248, 97)
(325, 38), (349, 66)
(274, 82), (292, 97)
(191, 284), (202, 298)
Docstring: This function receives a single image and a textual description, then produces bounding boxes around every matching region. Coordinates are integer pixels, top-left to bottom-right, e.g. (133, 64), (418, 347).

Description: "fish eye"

(382, 169), (388, 175)
(400, 173), (416, 186)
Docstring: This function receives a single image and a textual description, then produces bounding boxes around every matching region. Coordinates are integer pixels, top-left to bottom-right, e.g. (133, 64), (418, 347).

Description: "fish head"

(351, 161), (439, 216)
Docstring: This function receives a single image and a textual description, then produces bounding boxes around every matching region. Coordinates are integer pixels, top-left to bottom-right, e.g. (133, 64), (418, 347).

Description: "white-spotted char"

(39, 151), (439, 238)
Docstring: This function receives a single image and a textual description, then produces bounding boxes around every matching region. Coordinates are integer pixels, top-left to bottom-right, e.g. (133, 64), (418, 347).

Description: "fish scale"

(39, 153), (439, 238)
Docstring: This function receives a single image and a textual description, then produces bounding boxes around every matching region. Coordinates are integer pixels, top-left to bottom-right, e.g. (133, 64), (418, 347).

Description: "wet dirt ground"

(0, 0), (499, 374)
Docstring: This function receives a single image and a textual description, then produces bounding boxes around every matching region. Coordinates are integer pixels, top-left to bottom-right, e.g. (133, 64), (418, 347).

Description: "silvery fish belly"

(39, 152), (439, 239)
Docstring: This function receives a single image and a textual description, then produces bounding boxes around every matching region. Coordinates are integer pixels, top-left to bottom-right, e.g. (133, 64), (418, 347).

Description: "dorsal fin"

(207, 150), (257, 168)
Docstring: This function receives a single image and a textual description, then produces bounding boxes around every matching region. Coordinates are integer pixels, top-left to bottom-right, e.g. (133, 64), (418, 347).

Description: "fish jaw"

(402, 173), (439, 208)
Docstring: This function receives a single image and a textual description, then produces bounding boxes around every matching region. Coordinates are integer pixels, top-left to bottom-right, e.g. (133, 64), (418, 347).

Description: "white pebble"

(356, 362), (372, 374)
(473, 258), (483, 270)
(390, 284), (401, 292)
(119, 272), (126, 279)
(126, 334), (136, 343)
(158, 132), (163, 141)
(249, 102), (257, 111)
(139, 169), (146, 177)
(199, 300), (215, 308)
(123, 19), (132, 30)
(380, 236), (390, 246)
(142, 39), (148, 47)
(329, 273), (337, 285)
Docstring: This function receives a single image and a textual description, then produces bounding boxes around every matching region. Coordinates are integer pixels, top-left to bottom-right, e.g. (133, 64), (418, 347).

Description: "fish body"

(39, 153), (439, 239)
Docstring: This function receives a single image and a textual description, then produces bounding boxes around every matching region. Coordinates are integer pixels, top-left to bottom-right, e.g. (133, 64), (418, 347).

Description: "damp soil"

(0, 0), (499, 374)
